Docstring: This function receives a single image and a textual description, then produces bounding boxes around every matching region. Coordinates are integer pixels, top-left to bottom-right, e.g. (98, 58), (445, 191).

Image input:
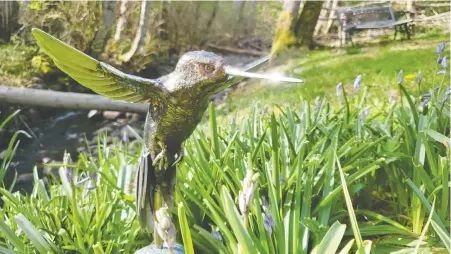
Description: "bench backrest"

(336, 5), (396, 29)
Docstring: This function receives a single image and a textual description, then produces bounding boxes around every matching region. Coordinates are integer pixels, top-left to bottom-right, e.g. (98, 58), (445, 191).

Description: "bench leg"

(404, 24), (411, 40)
(394, 26), (398, 40)
(348, 32), (355, 47)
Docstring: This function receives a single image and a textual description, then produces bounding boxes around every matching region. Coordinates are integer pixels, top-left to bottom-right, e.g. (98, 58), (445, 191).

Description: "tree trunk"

(314, 0), (330, 36)
(121, 0), (151, 62)
(0, 1), (20, 42)
(205, 1), (219, 34)
(406, 0), (416, 20)
(200, 1), (219, 46)
(234, 0), (246, 36)
(294, 1), (323, 49)
(113, 0), (129, 42)
(323, 0), (338, 34)
(270, 0), (301, 58)
(157, 1), (168, 41)
(91, 0), (117, 57)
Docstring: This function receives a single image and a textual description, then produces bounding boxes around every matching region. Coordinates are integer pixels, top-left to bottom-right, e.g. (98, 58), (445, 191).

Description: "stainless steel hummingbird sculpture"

(32, 28), (303, 250)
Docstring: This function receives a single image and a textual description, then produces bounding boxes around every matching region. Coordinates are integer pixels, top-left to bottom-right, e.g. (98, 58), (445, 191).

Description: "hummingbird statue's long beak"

(224, 66), (304, 83)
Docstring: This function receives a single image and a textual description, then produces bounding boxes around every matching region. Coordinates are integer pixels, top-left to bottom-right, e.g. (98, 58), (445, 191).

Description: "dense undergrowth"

(0, 46), (450, 253)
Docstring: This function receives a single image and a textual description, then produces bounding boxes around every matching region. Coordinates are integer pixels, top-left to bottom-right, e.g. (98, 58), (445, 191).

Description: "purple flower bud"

(438, 57), (443, 64)
(63, 153), (74, 182)
(122, 131), (129, 143)
(263, 213), (275, 234)
(417, 71), (422, 85)
(353, 75), (362, 90)
(361, 108), (369, 122)
(262, 198), (270, 211)
(86, 183), (96, 191)
(397, 70), (403, 85)
(76, 177), (90, 186)
(336, 82), (343, 97)
(211, 228), (223, 242)
(421, 99), (430, 106)
(437, 44), (442, 55)
(442, 56), (447, 70)
(440, 42), (446, 54)
(239, 171), (258, 215)
(388, 95), (394, 105)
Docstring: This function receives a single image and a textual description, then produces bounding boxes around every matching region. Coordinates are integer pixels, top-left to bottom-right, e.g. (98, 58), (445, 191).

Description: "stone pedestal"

(134, 244), (185, 254)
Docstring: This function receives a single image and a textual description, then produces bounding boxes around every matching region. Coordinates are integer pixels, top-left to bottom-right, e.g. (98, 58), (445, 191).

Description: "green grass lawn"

(228, 33), (450, 113)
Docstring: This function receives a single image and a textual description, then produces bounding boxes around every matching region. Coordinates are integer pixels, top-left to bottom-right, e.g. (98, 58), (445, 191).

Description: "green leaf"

(315, 221), (346, 254)
(15, 214), (53, 254)
(423, 129), (451, 148)
(431, 220), (451, 252)
(209, 102), (220, 158)
(406, 179), (447, 231)
(0, 109), (20, 131)
(0, 219), (26, 252)
(0, 246), (22, 254)
(220, 186), (257, 254)
(336, 154), (364, 252)
(338, 239), (355, 254)
(414, 199), (435, 253)
(178, 203), (195, 254)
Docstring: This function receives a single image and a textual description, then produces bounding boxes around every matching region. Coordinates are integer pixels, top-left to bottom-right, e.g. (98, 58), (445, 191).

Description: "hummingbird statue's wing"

(32, 28), (168, 103)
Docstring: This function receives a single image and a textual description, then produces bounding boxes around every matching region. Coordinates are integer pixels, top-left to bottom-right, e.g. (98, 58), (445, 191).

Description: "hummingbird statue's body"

(32, 28), (302, 250)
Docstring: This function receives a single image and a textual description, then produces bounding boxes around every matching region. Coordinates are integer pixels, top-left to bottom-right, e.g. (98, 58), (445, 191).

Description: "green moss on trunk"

(270, 11), (297, 58)
(294, 1), (323, 48)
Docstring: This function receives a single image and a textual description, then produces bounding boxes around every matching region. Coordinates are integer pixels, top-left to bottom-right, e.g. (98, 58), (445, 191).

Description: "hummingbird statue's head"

(167, 51), (228, 94)
(165, 50), (303, 95)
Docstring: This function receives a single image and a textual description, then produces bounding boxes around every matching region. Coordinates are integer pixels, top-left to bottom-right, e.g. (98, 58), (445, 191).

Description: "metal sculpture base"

(134, 244), (185, 254)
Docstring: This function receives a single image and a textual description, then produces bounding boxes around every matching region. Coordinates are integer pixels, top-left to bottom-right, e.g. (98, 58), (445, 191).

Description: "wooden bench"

(336, 5), (413, 45)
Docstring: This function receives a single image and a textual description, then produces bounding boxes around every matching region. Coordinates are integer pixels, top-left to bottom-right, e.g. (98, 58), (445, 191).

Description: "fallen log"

(0, 85), (148, 113)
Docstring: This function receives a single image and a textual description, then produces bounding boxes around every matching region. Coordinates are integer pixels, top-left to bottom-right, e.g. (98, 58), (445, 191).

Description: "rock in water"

(134, 244), (184, 254)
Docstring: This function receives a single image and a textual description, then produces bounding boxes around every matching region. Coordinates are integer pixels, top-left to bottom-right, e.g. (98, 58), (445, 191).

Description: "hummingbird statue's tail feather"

(136, 151), (155, 231)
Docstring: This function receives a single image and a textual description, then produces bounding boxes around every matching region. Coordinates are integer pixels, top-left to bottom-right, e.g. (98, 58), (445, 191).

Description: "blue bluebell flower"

(239, 170), (259, 216)
(211, 227), (223, 242)
(336, 82), (343, 97)
(437, 42), (445, 55)
(122, 131), (129, 143)
(263, 212), (275, 234)
(388, 95), (394, 105)
(262, 197), (270, 210)
(353, 75), (362, 90)
(440, 42), (446, 54)
(421, 99), (430, 106)
(397, 70), (403, 85)
(417, 71), (422, 85)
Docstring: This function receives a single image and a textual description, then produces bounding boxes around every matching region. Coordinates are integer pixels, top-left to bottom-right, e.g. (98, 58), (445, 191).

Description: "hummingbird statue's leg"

(162, 148), (183, 210)
(152, 141), (169, 173)
(153, 147), (181, 252)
